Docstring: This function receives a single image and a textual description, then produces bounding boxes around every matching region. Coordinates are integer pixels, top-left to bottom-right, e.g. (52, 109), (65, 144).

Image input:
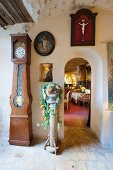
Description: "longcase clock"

(9, 33), (32, 146)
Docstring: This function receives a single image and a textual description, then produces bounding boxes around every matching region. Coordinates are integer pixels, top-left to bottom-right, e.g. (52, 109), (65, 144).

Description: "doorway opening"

(64, 58), (91, 128)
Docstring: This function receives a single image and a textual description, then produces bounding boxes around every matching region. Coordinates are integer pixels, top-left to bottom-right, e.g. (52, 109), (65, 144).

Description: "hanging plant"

(37, 82), (62, 128)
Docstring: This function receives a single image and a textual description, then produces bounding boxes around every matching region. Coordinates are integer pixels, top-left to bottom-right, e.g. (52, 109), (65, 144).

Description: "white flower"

(43, 93), (46, 99)
(37, 123), (40, 126)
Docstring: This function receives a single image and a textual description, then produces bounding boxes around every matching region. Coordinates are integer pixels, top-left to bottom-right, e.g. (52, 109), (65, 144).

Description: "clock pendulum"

(13, 64), (24, 107)
(9, 33), (32, 146)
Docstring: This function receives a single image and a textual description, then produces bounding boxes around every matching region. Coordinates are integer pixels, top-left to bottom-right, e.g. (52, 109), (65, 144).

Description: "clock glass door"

(13, 64), (24, 107)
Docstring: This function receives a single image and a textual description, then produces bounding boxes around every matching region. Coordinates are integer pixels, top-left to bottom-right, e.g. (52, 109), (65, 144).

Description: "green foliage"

(37, 82), (62, 128)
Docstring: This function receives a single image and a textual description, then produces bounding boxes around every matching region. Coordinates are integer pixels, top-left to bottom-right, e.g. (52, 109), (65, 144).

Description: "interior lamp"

(81, 86), (85, 92)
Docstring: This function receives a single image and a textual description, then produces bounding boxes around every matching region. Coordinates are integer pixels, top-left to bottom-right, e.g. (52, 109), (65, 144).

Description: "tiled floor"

(0, 126), (113, 170)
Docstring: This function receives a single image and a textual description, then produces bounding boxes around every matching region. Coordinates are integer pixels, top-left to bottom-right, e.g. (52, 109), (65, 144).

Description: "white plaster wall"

(0, 35), (12, 134)
(0, 9), (113, 144)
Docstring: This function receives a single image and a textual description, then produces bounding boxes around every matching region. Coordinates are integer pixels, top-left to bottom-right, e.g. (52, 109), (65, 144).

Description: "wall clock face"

(15, 47), (25, 58)
(34, 31), (55, 56)
(14, 41), (26, 58)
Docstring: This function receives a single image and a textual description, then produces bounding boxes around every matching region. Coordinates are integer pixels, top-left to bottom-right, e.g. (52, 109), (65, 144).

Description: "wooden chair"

(78, 93), (90, 107)
(64, 91), (70, 110)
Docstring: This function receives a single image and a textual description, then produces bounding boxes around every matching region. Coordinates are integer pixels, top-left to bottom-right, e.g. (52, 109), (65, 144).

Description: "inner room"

(64, 58), (91, 127)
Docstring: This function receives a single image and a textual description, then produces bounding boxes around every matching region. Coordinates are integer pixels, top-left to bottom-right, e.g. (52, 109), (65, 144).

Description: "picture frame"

(70, 9), (98, 46)
(40, 63), (53, 82)
(34, 31), (55, 56)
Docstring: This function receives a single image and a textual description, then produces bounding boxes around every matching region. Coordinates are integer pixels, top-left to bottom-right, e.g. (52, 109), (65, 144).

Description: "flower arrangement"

(37, 82), (62, 128)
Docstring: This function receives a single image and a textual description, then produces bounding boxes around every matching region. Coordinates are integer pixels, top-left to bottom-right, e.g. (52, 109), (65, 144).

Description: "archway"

(63, 48), (103, 141)
(64, 58), (91, 128)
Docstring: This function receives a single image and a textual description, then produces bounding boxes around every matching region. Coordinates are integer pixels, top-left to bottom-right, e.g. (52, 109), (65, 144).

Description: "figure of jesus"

(79, 19), (88, 35)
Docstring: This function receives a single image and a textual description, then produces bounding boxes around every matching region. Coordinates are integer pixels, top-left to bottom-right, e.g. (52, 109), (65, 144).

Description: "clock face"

(15, 47), (25, 58)
(14, 41), (26, 59)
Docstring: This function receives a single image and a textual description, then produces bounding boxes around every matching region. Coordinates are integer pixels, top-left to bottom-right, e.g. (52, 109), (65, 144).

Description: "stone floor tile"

(76, 161), (87, 170)
(96, 152), (107, 162)
(73, 146), (82, 152)
(78, 152), (89, 161)
(64, 161), (76, 170)
(2, 163), (20, 170)
(87, 152), (98, 161)
(68, 152), (80, 161)
(55, 160), (66, 170)
(96, 161), (109, 170)
(32, 159), (44, 170)
(105, 153), (113, 161)
(0, 155), (7, 165)
(0, 126), (113, 170)
(106, 161), (113, 170)
(43, 160), (55, 170)
(55, 160), (76, 170)
(86, 161), (97, 170)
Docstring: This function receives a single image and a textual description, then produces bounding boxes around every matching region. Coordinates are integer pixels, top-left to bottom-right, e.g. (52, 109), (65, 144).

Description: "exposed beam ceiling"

(0, 0), (33, 29)
(0, 0), (113, 30)
(65, 58), (90, 73)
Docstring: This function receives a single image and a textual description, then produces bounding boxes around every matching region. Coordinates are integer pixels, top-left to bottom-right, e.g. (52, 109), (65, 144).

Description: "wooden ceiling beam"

(9, 0), (33, 23)
(14, 0), (33, 22)
(9, 0), (26, 22)
(0, 17), (7, 29)
(0, 2), (16, 24)
(0, 5), (14, 25)
(0, 16), (7, 26)
(0, 0), (24, 23)
(0, 0), (33, 28)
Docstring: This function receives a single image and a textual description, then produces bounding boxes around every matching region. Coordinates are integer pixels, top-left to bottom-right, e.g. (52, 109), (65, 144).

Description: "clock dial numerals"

(15, 47), (25, 58)
(14, 41), (26, 59)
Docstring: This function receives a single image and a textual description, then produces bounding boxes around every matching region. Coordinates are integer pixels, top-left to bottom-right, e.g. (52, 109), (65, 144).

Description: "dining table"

(71, 92), (84, 104)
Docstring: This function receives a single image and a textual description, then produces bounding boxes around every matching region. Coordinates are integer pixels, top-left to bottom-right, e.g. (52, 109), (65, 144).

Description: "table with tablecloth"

(71, 92), (84, 104)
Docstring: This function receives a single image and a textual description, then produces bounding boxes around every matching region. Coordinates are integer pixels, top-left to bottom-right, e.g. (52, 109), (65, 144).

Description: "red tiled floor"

(64, 102), (89, 127)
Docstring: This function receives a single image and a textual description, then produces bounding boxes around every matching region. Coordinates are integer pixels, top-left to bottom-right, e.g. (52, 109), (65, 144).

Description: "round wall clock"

(34, 31), (55, 56)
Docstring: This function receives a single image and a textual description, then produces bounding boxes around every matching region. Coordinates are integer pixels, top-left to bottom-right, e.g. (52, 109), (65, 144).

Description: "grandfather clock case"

(9, 33), (32, 146)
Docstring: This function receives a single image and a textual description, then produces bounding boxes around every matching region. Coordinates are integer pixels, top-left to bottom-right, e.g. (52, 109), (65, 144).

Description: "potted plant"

(37, 82), (62, 128)
(37, 82), (62, 154)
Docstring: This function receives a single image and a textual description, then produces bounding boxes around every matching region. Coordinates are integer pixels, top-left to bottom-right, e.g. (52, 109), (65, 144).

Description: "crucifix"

(79, 19), (88, 42)
(70, 8), (98, 46)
